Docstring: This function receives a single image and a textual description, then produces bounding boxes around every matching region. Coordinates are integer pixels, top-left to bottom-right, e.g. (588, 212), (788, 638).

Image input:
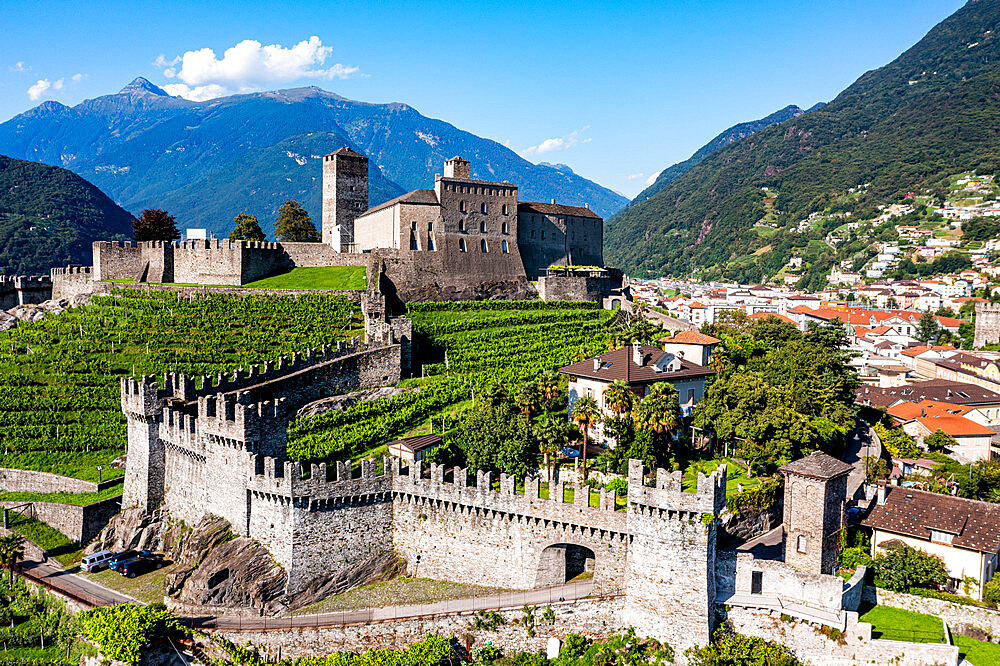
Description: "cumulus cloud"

(626, 173), (645, 181)
(155, 36), (360, 100)
(27, 78), (63, 101)
(71, 73), (85, 83)
(10, 61), (30, 72)
(521, 126), (591, 157)
(645, 170), (663, 186)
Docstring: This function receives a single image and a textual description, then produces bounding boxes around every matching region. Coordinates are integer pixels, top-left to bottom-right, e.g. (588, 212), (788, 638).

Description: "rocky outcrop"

(296, 386), (419, 419)
(0, 310), (18, 331)
(6, 296), (91, 325)
(717, 502), (783, 549)
(286, 552), (404, 611)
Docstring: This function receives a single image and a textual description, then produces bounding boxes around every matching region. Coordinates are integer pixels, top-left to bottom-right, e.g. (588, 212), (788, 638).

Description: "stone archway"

(535, 543), (596, 587)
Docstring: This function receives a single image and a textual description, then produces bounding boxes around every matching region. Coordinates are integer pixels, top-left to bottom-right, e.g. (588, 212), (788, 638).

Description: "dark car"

(118, 554), (165, 578)
(108, 550), (151, 572)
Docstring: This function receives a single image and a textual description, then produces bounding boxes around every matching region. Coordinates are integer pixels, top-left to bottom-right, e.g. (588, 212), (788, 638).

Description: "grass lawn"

(83, 562), (177, 604)
(0, 484), (122, 506)
(6, 512), (83, 567)
(954, 634), (1000, 665)
(289, 576), (511, 615)
(682, 457), (759, 494)
(1, 451), (125, 482)
(858, 604), (944, 643)
(244, 266), (367, 290)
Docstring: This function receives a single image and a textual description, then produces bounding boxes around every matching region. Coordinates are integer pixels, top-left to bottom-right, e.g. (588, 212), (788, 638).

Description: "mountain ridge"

(0, 82), (627, 237)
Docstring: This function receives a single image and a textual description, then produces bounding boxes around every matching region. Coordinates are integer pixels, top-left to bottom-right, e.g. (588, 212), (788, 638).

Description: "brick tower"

(322, 147), (369, 251)
(779, 451), (853, 575)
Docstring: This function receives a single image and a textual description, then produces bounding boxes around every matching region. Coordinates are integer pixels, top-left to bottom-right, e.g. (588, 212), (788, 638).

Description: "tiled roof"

(658, 331), (721, 345)
(778, 450), (853, 481)
(360, 189), (439, 216)
(558, 344), (715, 385)
(327, 147), (365, 157)
(518, 201), (601, 220)
(856, 380), (1000, 407)
(748, 312), (796, 324)
(387, 433), (442, 452)
(863, 486), (1000, 555)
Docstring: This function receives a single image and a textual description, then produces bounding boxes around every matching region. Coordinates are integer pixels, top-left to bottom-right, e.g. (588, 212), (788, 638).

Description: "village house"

(864, 486), (1000, 600)
(387, 433), (442, 463)
(885, 400), (997, 462)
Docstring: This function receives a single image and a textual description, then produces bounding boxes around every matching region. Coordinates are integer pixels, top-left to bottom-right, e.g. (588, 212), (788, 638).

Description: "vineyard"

(287, 301), (614, 463)
(0, 290), (363, 480)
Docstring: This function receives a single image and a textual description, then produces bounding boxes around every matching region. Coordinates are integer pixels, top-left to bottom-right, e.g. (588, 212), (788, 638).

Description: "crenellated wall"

(0, 275), (53, 309)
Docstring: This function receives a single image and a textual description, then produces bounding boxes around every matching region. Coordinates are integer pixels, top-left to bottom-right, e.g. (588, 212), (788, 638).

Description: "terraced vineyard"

(0, 290), (363, 480)
(288, 301), (614, 463)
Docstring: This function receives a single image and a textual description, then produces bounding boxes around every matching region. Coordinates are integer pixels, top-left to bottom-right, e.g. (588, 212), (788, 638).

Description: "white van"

(81, 550), (115, 572)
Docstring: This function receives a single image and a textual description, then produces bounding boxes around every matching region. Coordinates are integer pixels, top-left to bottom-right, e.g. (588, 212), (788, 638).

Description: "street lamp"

(96, 466), (103, 484)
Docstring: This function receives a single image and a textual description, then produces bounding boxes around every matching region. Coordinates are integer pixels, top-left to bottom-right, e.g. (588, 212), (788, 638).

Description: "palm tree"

(0, 534), (26, 585)
(572, 396), (603, 480)
(603, 380), (635, 416)
(515, 381), (544, 419)
(535, 370), (561, 415)
(535, 417), (569, 482)
(633, 383), (681, 456)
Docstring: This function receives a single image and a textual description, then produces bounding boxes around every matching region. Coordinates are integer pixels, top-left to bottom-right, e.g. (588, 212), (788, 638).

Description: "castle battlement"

(160, 404), (198, 448)
(626, 459), (726, 517)
(120, 376), (168, 417)
(50, 266), (92, 276)
(249, 456), (395, 500)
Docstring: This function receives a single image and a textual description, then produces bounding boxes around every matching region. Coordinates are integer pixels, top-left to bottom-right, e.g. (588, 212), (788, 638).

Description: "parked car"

(81, 550), (115, 572)
(118, 554), (165, 578)
(108, 550), (152, 572)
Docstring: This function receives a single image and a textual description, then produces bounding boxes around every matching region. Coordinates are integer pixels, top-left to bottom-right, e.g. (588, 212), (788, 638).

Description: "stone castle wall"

(0, 467), (120, 495)
(1, 496), (120, 544)
(0, 275), (53, 309)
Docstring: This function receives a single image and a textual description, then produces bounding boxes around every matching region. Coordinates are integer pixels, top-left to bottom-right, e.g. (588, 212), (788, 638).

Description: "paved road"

(841, 421), (882, 502)
(17, 549), (600, 632)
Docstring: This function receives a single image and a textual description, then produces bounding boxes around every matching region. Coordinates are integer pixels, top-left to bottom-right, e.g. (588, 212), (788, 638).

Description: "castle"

(44, 151), (625, 305)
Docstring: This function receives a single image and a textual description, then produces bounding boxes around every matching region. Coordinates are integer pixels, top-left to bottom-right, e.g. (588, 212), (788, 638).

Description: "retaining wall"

(0, 468), (122, 494)
(1, 495), (121, 544)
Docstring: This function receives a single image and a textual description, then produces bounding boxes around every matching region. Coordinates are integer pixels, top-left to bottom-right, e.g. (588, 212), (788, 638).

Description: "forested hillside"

(0, 155), (134, 275)
(607, 0), (1000, 282)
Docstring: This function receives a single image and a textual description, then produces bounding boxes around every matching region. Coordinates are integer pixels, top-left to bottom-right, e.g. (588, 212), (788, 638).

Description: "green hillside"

(606, 0), (1000, 282)
(0, 154), (134, 275)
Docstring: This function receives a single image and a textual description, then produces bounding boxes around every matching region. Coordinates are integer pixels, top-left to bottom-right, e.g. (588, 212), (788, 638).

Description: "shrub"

(982, 576), (1000, 607)
(839, 546), (873, 571)
(872, 544), (948, 592)
(77, 603), (188, 665)
(686, 630), (803, 665)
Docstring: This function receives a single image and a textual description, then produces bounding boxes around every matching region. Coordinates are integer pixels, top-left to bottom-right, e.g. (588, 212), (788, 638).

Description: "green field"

(859, 604), (944, 643)
(0, 290), (362, 481)
(5, 509), (83, 566)
(243, 266), (367, 290)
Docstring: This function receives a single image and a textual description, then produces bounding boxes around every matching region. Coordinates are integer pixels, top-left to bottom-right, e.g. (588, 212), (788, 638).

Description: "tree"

(480, 381), (509, 408)
(915, 312), (941, 343)
(603, 380), (635, 416)
(924, 428), (957, 452)
(228, 212), (265, 242)
(872, 543), (948, 592)
(571, 395), (603, 480)
(535, 416), (571, 481)
(686, 629), (803, 666)
(535, 370), (561, 415)
(454, 403), (534, 480)
(514, 380), (544, 418)
(0, 533), (26, 585)
(132, 209), (179, 242)
(274, 199), (320, 242)
(633, 382), (681, 462)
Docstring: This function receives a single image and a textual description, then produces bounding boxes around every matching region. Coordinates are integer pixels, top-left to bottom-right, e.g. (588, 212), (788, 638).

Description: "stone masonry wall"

(0, 468), (120, 495)
(975, 303), (1000, 348)
(1, 496), (121, 544)
(50, 267), (94, 301)
(0, 276), (53, 309)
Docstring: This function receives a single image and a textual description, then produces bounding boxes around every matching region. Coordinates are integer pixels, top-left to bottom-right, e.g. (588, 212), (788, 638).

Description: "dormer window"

(929, 529), (954, 544)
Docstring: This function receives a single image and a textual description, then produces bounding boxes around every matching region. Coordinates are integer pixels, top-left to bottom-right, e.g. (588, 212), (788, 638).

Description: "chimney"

(632, 340), (643, 366)
(877, 484), (887, 505)
(593, 356), (601, 371)
(551, 198), (556, 204)
(585, 203), (590, 209)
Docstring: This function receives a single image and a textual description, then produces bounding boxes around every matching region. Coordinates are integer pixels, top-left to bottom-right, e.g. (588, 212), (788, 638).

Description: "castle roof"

(327, 147), (365, 158)
(359, 189), (439, 217)
(518, 201), (602, 220)
(778, 450), (852, 481)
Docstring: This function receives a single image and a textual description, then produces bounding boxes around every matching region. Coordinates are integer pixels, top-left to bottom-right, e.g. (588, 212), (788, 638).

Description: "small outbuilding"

(387, 434), (442, 463)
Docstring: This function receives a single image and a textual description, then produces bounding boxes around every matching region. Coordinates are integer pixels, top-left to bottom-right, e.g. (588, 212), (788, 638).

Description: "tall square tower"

(779, 451), (853, 575)
(322, 147), (369, 251)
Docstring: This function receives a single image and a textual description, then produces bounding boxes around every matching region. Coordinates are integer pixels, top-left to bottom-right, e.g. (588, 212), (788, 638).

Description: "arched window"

(481, 202), (488, 214)
(459, 200), (467, 212)
(459, 238), (467, 252)
(502, 221), (509, 234)
(481, 239), (488, 253)
(459, 219), (466, 232)
(502, 204), (509, 215)
(480, 220), (487, 233)
(502, 240), (509, 253)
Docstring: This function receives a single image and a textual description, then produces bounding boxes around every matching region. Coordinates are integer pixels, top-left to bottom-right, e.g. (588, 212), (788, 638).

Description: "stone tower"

(121, 377), (166, 512)
(443, 156), (471, 179)
(974, 303), (1000, 348)
(323, 147), (369, 251)
(779, 451), (852, 575)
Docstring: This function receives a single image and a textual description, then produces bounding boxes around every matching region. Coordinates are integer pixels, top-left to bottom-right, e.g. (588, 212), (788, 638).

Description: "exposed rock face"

(286, 552), (404, 611)
(296, 386), (419, 419)
(6, 297), (88, 323)
(717, 502), (783, 549)
(0, 310), (18, 331)
(398, 279), (536, 303)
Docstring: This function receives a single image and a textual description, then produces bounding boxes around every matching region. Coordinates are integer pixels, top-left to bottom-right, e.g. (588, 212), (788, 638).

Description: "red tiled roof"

(658, 331), (721, 345)
(748, 312), (796, 324)
(863, 486), (1000, 554)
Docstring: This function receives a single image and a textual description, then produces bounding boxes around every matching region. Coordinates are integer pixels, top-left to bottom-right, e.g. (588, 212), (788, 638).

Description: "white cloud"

(71, 73), (85, 83)
(155, 36), (360, 100)
(27, 78), (64, 101)
(626, 173), (645, 181)
(10, 61), (30, 72)
(521, 126), (591, 157)
(645, 170), (663, 186)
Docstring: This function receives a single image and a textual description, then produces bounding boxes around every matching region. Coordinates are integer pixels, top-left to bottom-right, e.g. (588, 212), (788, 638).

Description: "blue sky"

(0, 0), (966, 198)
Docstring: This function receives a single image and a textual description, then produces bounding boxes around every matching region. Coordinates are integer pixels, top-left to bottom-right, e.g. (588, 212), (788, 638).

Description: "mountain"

(623, 104), (816, 210)
(0, 154), (134, 275)
(606, 0), (1000, 283)
(0, 80), (627, 238)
